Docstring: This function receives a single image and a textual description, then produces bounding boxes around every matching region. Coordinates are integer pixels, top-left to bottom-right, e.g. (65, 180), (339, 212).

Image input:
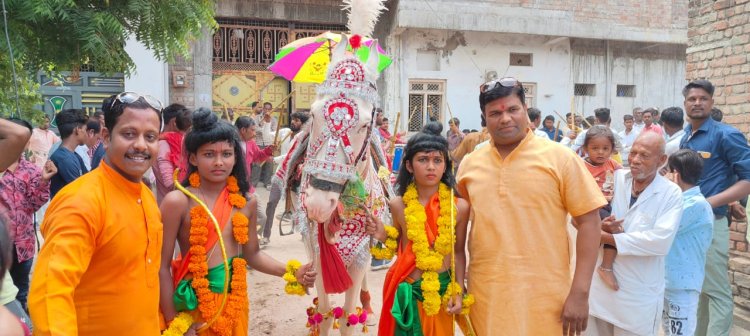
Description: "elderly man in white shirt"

(588, 131), (683, 336)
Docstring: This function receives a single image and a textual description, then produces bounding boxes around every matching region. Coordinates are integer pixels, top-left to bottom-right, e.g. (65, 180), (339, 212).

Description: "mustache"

(125, 151), (152, 159)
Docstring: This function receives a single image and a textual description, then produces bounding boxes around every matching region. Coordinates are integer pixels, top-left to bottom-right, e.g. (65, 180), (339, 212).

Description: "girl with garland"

(158, 108), (315, 336)
(366, 122), (473, 336)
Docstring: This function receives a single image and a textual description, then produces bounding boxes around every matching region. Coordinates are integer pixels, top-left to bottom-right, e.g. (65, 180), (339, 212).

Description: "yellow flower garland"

(162, 312), (194, 336)
(370, 226), (399, 259)
(403, 183), (456, 316)
(442, 281), (476, 315)
(284, 259), (306, 296)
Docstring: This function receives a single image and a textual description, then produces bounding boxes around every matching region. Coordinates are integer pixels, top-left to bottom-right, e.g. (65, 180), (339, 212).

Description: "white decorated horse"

(274, 35), (392, 335)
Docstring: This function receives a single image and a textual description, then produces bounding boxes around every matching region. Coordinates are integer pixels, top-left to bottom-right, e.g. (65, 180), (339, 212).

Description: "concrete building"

(374, 0), (689, 132)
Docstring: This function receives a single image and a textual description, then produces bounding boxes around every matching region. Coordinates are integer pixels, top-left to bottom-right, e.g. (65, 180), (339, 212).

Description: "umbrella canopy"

(268, 31), (392, 83)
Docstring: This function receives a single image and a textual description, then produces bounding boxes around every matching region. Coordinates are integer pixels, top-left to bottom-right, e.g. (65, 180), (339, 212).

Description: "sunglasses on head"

(110, 92), (164, 112)
(480, 77), (522, 93)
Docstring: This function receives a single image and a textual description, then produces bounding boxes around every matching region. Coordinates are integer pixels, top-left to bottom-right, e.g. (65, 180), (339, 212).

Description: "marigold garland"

(403, 183), (456, 316)
(370, 225), (399, 260)
(284, 259), (306, 296)
(186, 173), (252, 336)
(442, 281), (476, 315)
(162, 312), (194, 336)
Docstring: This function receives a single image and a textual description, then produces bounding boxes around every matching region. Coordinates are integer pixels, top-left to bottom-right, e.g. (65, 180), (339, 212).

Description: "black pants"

(10, 248), (33, 312)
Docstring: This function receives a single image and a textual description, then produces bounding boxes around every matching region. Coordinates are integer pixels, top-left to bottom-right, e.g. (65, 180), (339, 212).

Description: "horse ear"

(366, 39), (380, 76)
(332, 34), (349, 62)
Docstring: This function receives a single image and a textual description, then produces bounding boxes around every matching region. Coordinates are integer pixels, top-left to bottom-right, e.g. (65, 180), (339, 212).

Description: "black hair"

(668, 149), (704, 185)
(86, 119), (101, 133)
(479, 82), (526, 113)
(660, 107), (684, 129)
(583, 125), (616, 149)
(234, 116), (256, 129)
(93, 111), (104, 119)
(584, 116), (595, 129)
(682, 79), (715, 97)
(396, 121), (454, 196)
(566, 112), (572, 118)
(56, 109), (88, 139)
(543, 115), (554, 123)
(263, 102), (272, 108)
(183, 108), (249, 196)
(163, 104), (193, 131)
(8, 118), (32, 133)
(101, 95), (116, 114)
(623, 114), (634, 121)
(251, 101), (259, 108)
(594, 107), (611, 124)
(449, 117), (460, 126)
(642, 107), (657, 117)
(527, 107), (541, 122)
(711, 107), (723, 122)
(105, 96), (161, 133)
(290, 111), (310, 124)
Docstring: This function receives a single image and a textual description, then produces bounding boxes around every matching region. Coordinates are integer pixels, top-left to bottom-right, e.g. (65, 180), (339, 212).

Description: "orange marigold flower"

(228, 193), (247, 209)
(189, 172), (201, 188)
(227, 176), (240, 193)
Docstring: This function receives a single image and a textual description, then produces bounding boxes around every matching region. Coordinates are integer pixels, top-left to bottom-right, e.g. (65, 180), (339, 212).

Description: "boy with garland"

(366, 122), (474, 335)
(158, 108), (315, 336)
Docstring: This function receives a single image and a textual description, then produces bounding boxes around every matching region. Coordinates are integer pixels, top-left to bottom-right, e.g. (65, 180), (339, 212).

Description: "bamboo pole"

(272, 90), (296, 146)
(389, 111), (401, 157)
(553, 121), (561, 142)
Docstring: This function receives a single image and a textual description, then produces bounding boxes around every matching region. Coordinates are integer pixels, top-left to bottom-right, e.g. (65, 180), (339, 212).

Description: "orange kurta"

(379, 193), (454, 336)
(29, 161), (163, 335)
(456, 131), (606, 335)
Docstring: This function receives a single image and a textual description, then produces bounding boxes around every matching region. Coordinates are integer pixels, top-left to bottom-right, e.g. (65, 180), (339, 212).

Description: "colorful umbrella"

(268, 31), (392, 83)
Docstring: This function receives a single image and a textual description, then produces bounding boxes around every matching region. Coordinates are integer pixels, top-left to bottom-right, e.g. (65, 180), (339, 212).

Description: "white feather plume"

(342, 0), (387, 37)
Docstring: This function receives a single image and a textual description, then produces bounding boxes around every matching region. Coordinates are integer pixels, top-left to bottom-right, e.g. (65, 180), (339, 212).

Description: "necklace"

(402, 182), (455, 315)
(186, 173), (249, 335)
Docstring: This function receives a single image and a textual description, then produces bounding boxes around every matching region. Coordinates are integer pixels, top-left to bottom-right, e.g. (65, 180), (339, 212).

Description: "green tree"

(0, 0), (217, 121)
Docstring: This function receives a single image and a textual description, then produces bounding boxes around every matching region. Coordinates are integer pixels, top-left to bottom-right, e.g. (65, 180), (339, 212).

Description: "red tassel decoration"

(317, 222), (353, 293)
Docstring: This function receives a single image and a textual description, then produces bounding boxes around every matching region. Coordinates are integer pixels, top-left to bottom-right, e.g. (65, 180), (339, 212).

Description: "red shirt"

(0, 159), (50, 262)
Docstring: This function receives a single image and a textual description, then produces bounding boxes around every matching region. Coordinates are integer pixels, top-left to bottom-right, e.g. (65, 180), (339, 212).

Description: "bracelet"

(283, 260), (306, 296)
(161, 312), (193, 336)
(442, 282), (475, 315)
(370, 226), (399, 260)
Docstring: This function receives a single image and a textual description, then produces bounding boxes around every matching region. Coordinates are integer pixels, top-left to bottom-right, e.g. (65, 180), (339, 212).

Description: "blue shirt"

(91, 144), (106, 170)
(665, 186), (714, 291)
(49, 146), (88, 199)
(680, 117), (750, 216)
(542, 127), (563, 142)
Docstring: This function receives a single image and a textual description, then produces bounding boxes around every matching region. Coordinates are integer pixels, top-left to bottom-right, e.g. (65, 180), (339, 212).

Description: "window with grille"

(616, 85), (636, 97)
(574, 84), (596, 96)
(408, 80), (445, 132)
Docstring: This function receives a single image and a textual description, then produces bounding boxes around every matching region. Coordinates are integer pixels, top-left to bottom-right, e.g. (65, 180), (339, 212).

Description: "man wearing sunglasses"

(456, 78), (606, 336)
(29, 92), (164, 335)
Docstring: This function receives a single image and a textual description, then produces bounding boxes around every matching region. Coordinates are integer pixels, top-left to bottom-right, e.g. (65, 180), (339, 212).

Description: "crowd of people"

(0, 77), (748, 336)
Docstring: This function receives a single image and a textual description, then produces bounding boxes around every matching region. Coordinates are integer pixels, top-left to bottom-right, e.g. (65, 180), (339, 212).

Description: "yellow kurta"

(29, 161), (163, 335)
(456, 131), (606, 335)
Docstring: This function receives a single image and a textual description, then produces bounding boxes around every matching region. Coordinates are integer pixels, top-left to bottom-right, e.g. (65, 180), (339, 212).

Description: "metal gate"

(37, 71), (125, 117)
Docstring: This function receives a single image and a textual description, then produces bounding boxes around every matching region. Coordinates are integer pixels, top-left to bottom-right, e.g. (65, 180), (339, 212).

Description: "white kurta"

(589, 170), (683, 335)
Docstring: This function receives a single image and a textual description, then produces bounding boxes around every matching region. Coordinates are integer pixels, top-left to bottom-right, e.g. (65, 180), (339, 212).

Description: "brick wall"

(688, 0), (750, 311)
(686, 0), (750, 134)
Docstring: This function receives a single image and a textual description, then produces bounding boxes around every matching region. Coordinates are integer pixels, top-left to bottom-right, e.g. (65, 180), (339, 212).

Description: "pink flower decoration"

(358, 310), (368, 324)
(308, 317), (316, 325)
(314, 313), (324, 323)
(332, 307), (344, 318)
(348, 314), (359, 326)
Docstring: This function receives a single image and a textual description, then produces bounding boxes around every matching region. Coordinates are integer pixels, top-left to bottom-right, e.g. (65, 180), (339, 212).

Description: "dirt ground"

(248, 187), (389, 335)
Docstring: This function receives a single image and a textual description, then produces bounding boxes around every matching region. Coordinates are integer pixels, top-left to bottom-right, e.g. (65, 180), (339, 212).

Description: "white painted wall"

(382, 29), (573, 131)
(572, 47), (687, 131)
(124, 35), (169, 106)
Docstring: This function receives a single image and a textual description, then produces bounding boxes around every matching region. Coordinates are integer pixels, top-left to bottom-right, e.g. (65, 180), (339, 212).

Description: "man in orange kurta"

(456, 79), (606, 335)
(28, 95), (164, 335)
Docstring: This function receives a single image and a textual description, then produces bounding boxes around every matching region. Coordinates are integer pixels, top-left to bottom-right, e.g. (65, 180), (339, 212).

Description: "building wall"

(395, 0), (688, 44)
(687, 0), (750, 312)
(381, 29), (687, 132)
(686, 0), (750, 134)
(571, 39), (687, 130)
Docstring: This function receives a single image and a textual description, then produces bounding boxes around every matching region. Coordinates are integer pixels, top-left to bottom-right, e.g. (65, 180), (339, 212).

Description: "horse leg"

(360, 272), (377, 326)
(314, 258), (334, 336)
(339, 265), (366, 336)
